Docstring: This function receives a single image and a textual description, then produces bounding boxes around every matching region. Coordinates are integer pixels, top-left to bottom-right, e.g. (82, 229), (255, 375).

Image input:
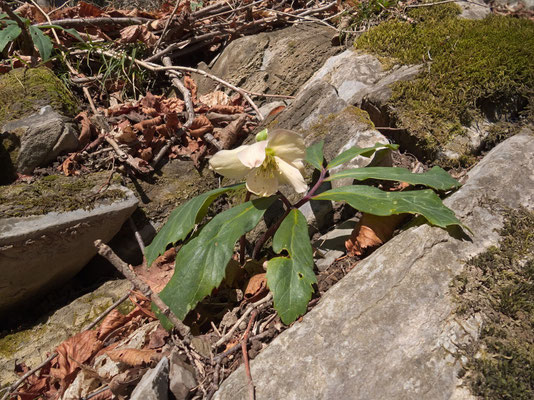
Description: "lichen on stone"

(452, 208), (534, 399)
(355, 3), (534, 159)
(0, 172), (126, 218)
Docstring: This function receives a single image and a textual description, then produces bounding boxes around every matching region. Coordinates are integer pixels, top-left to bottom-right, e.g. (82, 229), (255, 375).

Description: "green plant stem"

(239, 191), (252, 264)
(277, 191), (292, 210)
(294, 167), (327, 208)
(252, 168), (328, 260)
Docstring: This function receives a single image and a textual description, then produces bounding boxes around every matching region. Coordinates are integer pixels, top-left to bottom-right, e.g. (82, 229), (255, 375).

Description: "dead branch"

(94, 240), (191, 339)
(33, 16), (151, 28)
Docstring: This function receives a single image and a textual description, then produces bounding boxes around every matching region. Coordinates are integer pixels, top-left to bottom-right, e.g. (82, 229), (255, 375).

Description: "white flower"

(209, 129), (307, 197)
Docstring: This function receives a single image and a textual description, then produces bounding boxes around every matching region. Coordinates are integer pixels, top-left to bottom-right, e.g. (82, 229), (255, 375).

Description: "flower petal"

(238, 141), (268, 168)
(268, 129), (306, 163)
(209, 146), (251, 179)
(246, 168), (279, 197)
(275, 156), (307, 193)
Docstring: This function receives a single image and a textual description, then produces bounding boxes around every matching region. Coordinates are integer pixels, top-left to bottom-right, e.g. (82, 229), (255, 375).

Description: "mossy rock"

(453, 208), (534, 399)
(0, 172), (126, 218)
(0, 66), (78, 123)
(355, 4), (534, 161)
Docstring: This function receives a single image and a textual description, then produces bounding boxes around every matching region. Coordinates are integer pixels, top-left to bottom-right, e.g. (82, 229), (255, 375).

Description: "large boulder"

(214, 131), (534, 399)
(194, 24), (341, 97)
(0, 173), (138, 314)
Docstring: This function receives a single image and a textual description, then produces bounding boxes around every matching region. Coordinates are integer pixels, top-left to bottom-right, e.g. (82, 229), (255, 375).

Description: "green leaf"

(0, 24), (21, 52)
(326, 142), (399, 169)
(159, 196), (276, 320)
(266, 209), (317, 324)
(305, 141), (324, 171)
(313, 185), (462, 228)
(144, 183), (245, 268)
(29, 25), (53, 60)
(327, 166), (461, 191)
(38, 25), (84, 42)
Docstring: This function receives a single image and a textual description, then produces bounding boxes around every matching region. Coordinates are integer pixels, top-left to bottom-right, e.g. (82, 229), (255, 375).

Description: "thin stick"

(154, 0), (182, 52)
(214, 294), (272, 347)
(94, 240), (191, 339)
(128, 217), (145, 255)
(242, 310), (258, 400)
(33, 17), (151, 28)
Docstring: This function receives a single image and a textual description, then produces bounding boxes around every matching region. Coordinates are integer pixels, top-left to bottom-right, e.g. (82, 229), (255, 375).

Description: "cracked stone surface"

(194, 24), (341, 97)
(214, 130), (534, 400)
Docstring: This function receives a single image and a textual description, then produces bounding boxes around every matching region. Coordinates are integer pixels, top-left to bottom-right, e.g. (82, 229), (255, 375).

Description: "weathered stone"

(131, 356), (169, 400)
(194, 24), (341, 97)
(214, 131), (534, 400)
(456, 1), (491, 20)
(313, 218), (358, 271)
(0, 279), (132, 385)
(169, 349), (196, 400)
(2, 106), (79, 175)
(0, 184), (137, 314)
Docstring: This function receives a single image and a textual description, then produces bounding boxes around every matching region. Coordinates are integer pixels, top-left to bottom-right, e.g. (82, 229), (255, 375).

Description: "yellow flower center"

(259, 153), (278, 178)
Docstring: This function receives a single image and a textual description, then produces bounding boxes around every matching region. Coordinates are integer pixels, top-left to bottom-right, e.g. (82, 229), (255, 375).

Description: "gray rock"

(0, 185), (138, 314)
(131, 356), (169, 400)
(169, 349), (196, 400)
(214, 131), (534, 400)
(194, 24), (341, 98)
(0, 279), (132, 385)
(456, 1), (491, 19)
(491, 0), (534, 11)
(2, 106), (79, 175)
(313, 218), (358, 272)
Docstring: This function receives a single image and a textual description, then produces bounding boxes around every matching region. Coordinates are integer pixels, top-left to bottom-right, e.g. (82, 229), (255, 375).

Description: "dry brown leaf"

(51, 330), (103, 383)
(244, 273), (268, 303)
(184, 75), (198, 103)
(106, 348), (160, 367)
(133, 258), (174, 294)
(78, 1), (103, 17)
(113, 125), (137, 144)
(209, 104), (245, 114)
(75, 111), (94, 146)
(133, 116), (163, 132)
(345, 213), (408, 256)
(267, 105), (286, 118)
(161, 98), (185, 114)
(139, 147), (153, 161)
(188, 115), (213, 138)
(147, 326), (170, 349)
(199, 91), (230, 107)
(217, 114), (248, 149)
(108, 367), (147, 397)
(97, 309), (130, 341)
(119, 25), (158, 46)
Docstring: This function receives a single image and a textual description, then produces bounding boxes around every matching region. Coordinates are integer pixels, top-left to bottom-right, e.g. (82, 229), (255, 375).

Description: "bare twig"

(34, 17), (151, 28)
(242, 310), (258, 400)
(154, 0), (183, 51)
(128, 217), (145, 255)
(214, 294), (272, 347)
(94, 240), (191, 339)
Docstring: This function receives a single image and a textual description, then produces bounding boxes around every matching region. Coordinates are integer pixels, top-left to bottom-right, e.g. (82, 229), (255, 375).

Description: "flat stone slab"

(0, 186), (138, 314)
(214, 130), (534, 400)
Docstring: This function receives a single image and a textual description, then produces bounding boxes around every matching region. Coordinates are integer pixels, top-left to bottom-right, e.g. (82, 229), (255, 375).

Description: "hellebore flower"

(209, 129), (307, 197)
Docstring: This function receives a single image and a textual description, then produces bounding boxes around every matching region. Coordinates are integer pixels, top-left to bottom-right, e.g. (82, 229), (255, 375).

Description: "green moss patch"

(453, 208), (534, 399)
(0, 67), (79, 123)
(0, 173), (126, 218)
(355, 4), (534, 158)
